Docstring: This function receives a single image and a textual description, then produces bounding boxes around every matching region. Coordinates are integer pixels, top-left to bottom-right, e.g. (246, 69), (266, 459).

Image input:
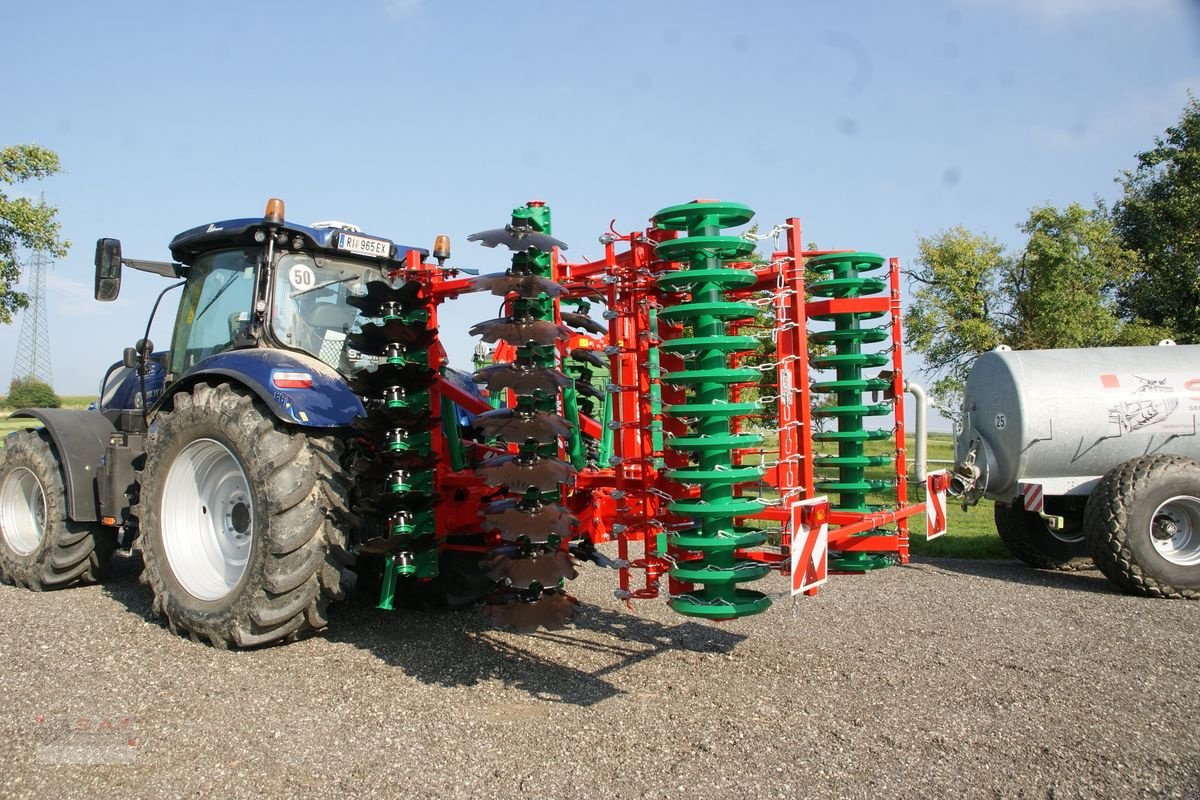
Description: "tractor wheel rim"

(1149, 495), (1200, 567)
(161, 438), (253, 601)
(0, 467), (47, 556)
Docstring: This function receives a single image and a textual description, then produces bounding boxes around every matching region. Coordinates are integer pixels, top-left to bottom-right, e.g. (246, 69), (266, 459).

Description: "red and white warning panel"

(1020, 482), (1044, 513)
(925, 470), (950, 540)
(791, 497), (830, 595)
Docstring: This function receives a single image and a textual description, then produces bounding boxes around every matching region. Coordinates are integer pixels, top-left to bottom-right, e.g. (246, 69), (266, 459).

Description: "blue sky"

(2, 0), (1198, 430)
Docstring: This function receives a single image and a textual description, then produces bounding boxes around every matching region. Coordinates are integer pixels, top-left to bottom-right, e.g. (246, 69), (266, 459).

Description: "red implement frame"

(401, 208), (930, 603)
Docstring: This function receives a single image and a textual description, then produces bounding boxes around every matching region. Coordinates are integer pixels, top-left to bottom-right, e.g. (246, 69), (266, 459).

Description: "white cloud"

(44, 272), (105, 317)
(957, 0), (1177, 23)
(1029, 77), (1200, 148)
(384, 0), (421, 19)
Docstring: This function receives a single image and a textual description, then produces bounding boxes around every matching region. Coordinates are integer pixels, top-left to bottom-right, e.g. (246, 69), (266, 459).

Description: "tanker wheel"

(1084, 454), (1200, 599)
(994, 498), (1091, 571)
(0, 429), (116, 590)
(135, 383), (353, 647)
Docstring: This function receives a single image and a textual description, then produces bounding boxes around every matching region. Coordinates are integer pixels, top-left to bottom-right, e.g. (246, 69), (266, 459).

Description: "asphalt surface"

(0, 552), (1197, 800)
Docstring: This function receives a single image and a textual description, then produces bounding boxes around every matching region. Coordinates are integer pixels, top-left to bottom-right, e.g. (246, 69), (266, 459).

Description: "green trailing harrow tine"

(648, 307), (664, 454)
(599, 385), (614, 466)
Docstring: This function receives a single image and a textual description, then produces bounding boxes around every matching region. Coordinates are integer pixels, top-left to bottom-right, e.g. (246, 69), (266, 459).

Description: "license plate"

(337, 232), (392, 259)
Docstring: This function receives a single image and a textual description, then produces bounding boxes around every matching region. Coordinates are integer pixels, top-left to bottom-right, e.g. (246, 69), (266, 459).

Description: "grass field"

(0, 404), (1007, 559)
(766, 430), (1004, 559)
(898, 433), (1005, 559)
(0, 396), (95, 442)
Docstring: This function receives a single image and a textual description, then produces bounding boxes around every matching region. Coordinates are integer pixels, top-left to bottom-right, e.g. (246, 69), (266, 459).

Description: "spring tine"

(560, 312), (607, 336)
(574, 381), (604, 400)
(569, 348), (607, 368)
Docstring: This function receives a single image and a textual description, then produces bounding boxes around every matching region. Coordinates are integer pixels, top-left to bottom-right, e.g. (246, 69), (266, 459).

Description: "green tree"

(1006, 203), (1140, 350)
(6, 377), (61, 409)
(906, 209), (1164, 415)
(1111, 96), (1200, 342)
(0, 145), (69, 324)
(903, 226), (1009, 411)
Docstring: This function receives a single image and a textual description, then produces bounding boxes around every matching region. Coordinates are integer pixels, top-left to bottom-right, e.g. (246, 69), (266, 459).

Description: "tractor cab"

(92, 198), (432, 423)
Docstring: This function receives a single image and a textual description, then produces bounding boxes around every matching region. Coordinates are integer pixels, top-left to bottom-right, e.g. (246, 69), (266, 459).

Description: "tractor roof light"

(433, 234), (451, 265)
(264, 197), (285, 225)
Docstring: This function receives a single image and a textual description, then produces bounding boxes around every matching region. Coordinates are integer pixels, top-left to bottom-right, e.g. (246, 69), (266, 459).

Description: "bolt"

(1152, 515), (1180, 541)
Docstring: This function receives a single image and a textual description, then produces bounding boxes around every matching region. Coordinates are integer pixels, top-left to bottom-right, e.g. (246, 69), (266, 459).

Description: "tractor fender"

(7, 408), (116, 522)
(162, 349), (365, 428)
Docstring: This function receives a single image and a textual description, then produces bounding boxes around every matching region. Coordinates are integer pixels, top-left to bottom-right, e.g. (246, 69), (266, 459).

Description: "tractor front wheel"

(135, 383), (351, 647)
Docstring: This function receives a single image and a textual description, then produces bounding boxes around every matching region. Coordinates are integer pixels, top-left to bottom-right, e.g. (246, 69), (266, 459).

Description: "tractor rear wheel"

(0, 429), (115, 590)
(994, 498), (1091, 571)
(135, 383), (353, 647)
(1084, 454), (1200, 599)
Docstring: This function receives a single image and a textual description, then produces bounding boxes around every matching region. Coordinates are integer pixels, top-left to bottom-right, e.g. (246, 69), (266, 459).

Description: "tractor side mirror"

(124, 339), (154, 370)
(94, 238), (123, 301)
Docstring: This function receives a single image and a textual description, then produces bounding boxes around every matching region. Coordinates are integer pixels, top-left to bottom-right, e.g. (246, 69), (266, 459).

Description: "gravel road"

(0, 552), (1197, 800)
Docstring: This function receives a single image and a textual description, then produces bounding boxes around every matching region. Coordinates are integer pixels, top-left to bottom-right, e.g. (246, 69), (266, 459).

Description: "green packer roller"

(652, 200), (772, 620)
(807, 251), (896, 572)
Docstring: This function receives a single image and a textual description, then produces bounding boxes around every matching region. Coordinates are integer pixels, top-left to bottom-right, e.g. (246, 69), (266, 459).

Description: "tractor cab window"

(169, 248), (258, 377)
(270, 252), (383, 371)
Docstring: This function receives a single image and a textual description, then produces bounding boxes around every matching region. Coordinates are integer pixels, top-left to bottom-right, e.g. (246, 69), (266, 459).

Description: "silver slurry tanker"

(952, 342), (1200, 599)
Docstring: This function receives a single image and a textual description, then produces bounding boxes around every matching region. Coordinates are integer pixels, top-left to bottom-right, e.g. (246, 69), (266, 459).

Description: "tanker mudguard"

(8, 408), (116, 522)
(166, 349), (365, 428)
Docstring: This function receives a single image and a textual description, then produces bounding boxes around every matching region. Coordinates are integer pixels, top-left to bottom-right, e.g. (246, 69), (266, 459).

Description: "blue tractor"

(0, 198), (466, 647)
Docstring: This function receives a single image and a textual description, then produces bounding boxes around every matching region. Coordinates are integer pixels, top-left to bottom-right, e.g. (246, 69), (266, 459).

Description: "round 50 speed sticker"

(288, 264), (316, 291)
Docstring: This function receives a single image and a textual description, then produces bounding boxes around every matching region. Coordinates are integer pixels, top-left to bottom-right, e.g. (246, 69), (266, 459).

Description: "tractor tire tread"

(0, 429), (115, 590)
(134, 382), (353, 648)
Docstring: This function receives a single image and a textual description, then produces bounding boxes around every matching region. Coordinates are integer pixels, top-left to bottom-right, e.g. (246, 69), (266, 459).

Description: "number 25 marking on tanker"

(994, 413), (1006, 430)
